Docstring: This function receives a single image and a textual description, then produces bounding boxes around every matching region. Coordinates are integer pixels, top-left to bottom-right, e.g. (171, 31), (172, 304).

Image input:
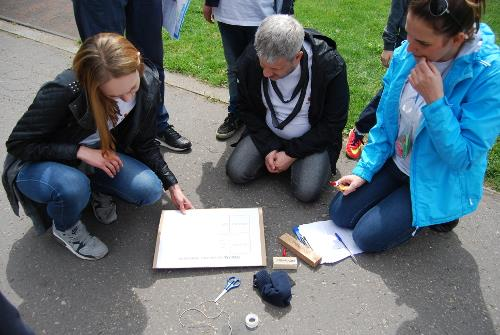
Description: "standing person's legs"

(216, 22), (258, 140)
(218, 22), (258, 116)
(126, 0), (192, 151)
(346, 87), (383, 159)
(355, 87), (383, 134)
(226, 136), (265, 184)
(329, 159), (414, 251)
(90, 153), (163, 206)
(126, 0), (166, 129)
(72, 0), (175, 140)
(290, 151), (330, 202)
(15, 162), (108, 260)
(71, 0), (127, 41)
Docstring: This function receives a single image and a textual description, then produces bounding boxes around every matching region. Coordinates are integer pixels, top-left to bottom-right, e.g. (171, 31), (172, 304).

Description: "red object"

(329, 180), (339, 187)
(282, 246), (287, 257)
(345, 128), (364, 159)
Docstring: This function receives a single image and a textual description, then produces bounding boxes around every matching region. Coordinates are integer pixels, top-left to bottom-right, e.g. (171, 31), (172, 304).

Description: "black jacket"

(236, 30), (349, 171)
(2, 64), (177, 233)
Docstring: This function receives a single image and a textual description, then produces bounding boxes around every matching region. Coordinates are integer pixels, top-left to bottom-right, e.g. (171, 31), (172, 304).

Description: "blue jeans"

(226, 136), (331, 202)
(72, 0), (169, 131)
(217, 22), (258, 115)
(15, 153), (163, 231)
(329, 159), (415, 252)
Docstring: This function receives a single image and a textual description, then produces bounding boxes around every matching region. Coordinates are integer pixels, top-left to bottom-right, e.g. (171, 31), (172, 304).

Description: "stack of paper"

(297, 220), (363, 264)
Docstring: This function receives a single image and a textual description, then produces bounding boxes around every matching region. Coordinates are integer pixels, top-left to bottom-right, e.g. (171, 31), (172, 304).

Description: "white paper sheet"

(298, 220), (362, 264)
(162, 0), (191, 40)
(153, 208), (266, 269)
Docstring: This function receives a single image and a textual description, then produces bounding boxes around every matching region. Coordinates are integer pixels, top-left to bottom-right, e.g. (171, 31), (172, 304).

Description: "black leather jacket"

(236, 29), (349, 172)
(2, 64), (177, 233)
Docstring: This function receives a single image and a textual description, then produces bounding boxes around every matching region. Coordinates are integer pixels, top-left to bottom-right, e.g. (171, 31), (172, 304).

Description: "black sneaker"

(216, 114), (243, 140)
(430, 219), (459, 232)
(91, 191), (117, 225)
(156, 125), (192, 151)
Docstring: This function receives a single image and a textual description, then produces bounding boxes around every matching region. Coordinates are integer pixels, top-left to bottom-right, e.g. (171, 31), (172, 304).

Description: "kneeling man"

(226, 15), (349, 202)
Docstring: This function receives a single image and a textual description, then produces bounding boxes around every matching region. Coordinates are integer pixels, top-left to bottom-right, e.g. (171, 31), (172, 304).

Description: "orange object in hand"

(329, 180), (349, 192)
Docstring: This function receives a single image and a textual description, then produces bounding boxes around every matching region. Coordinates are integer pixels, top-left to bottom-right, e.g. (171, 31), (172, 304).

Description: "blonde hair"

(72, 33), (144, 155)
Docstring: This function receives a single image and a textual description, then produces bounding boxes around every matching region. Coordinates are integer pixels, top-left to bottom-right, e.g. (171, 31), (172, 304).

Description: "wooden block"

(278, 233), (322, 268)
(272, 257), (298, 270)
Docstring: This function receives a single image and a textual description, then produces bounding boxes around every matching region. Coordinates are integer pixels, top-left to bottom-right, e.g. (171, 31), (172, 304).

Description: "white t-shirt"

(262, 41), (313, 140)
(80, 96), (136, 147)
(213, 0), (275, 26)
(392, 59), (453, 175)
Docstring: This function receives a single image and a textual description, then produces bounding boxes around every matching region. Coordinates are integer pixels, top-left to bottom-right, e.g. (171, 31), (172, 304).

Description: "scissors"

(214, 276), (241, 303)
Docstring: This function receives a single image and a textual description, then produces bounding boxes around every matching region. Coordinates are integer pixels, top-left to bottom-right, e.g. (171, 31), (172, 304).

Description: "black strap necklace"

(262, 47), (309, 130)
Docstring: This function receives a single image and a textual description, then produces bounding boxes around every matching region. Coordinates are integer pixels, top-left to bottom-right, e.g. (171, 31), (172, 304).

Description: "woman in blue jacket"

(330, 0), (499, 252)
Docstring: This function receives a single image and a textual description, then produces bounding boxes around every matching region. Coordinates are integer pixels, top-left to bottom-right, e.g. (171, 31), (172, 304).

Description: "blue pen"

(334, 232), (358, 264)
(293, 226), (312, 249)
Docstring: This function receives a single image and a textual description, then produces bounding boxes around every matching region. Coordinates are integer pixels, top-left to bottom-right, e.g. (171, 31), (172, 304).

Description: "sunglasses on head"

(429, 0), (465, 32)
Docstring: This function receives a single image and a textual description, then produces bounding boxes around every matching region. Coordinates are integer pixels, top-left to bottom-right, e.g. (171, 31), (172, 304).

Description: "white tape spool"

(245, 313), (259, 329)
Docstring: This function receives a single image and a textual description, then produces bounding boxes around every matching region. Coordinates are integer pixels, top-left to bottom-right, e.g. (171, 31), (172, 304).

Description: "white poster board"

(162, 0), (191, 40)
(153, 208), (266, 269)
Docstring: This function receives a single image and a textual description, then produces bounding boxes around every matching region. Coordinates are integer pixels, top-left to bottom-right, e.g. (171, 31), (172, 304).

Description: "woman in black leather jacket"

(3, 33), (193, 260)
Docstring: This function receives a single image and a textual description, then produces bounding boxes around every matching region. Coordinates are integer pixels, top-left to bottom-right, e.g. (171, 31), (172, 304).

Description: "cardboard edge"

(258, 207), (267, 266)
(152, 210), (166, 269)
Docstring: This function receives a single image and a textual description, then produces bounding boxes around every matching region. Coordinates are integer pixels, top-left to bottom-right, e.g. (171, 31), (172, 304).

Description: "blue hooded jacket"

(353, 23), (500, 228)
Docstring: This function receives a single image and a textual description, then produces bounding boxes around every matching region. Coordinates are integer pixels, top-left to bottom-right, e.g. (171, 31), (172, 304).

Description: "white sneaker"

(52, 221), (108, 260)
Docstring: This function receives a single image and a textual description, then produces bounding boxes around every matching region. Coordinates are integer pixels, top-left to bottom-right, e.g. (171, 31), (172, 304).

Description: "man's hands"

(203, 5), (214, 23)
(168, 184), (194, 214)
(275, 151), (296, 172)
(408, 57), (444, 104)
(265, 150), (297, 174)
(334, 175), (366, 196)
(380, 50), (394, 68)
(77, 146), (123, 178)
(264, 150), (279, 173)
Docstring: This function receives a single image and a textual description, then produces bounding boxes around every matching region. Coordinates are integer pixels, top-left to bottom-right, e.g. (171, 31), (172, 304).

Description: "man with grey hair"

(226, 15), (349, 202)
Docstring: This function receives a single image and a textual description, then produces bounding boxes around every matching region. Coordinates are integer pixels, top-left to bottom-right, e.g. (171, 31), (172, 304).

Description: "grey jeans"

(226, 136), (331, 202)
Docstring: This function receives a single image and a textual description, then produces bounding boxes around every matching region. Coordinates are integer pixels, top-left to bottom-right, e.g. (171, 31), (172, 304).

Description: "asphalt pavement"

(0, 11), (499, 335)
